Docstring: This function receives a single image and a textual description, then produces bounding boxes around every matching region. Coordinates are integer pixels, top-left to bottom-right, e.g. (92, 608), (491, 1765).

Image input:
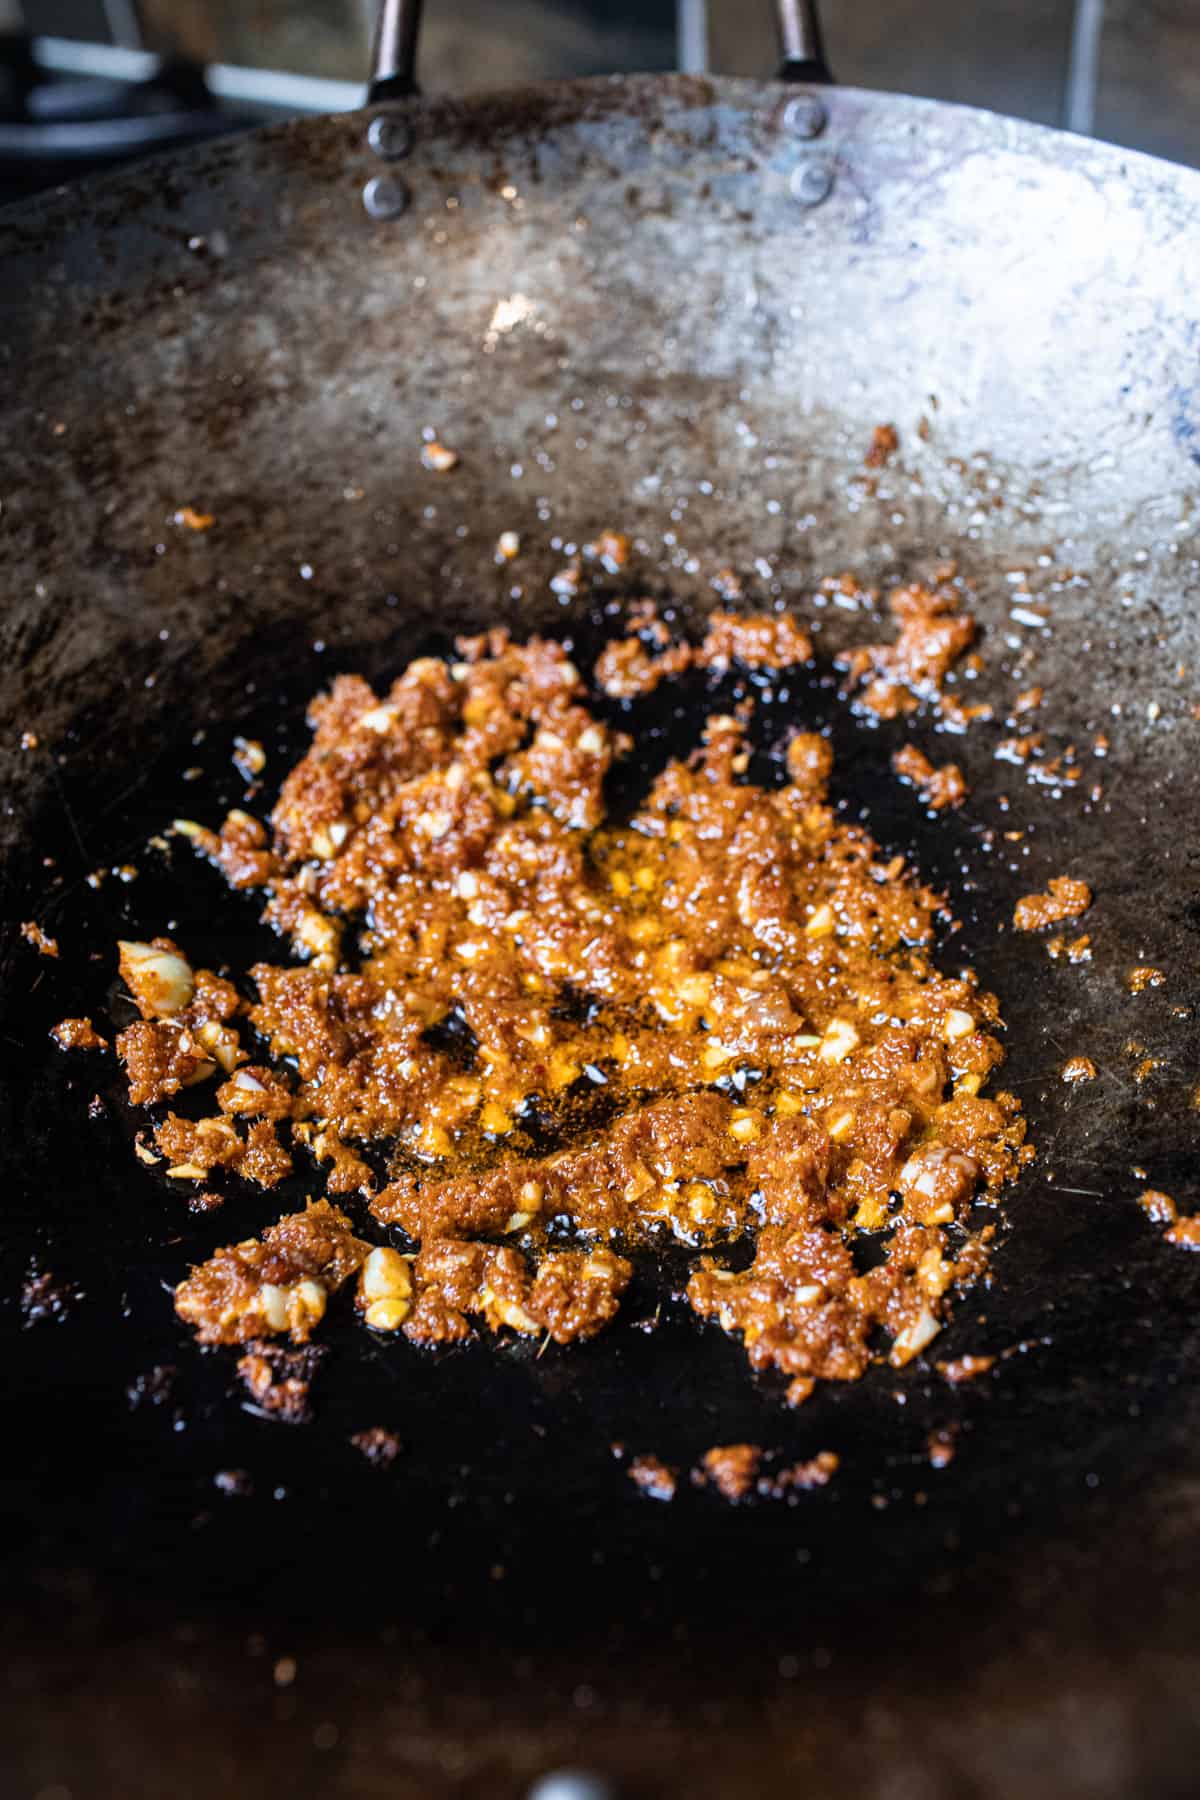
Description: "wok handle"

(368, 0), (423, 104)
(775, 0), (834, 84)
(367, 0), (831, 99)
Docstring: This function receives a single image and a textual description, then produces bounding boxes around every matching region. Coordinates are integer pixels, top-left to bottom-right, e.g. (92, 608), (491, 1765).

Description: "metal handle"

(369, 0), (423, 104)
(368, 1), (830, 103)
(776, 0), (834, 84)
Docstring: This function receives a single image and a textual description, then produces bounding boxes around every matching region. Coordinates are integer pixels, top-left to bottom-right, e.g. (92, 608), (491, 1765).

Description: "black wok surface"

(2, 75), (1200, 1796)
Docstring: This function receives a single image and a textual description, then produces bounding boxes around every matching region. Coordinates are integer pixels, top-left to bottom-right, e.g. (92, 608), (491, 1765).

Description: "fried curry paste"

(113, 615), (1031, 1396)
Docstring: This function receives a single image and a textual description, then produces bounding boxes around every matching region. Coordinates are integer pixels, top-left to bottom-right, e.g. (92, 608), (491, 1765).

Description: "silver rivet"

(782, 93), (827, 139)
(362, 174), (410, 221)
(789, 154), (835, 208)
(367, 113), (413, 161)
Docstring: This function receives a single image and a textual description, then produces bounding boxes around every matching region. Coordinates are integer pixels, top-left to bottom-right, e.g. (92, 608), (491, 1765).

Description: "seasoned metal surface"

(2, 76), (1200, 1798)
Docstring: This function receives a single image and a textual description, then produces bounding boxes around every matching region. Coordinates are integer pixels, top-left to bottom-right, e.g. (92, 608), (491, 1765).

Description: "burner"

(0, 32), (363, 204)
(0, 35), (239, 200)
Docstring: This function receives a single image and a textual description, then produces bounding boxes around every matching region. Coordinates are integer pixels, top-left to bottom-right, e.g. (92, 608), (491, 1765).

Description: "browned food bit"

(1128, 966), (1165, 993)
(693, 1443), (762, 1502)
(587, 528), (630, 569)
(238, 1341), (326, 1423)
(20, 1269), (79, 1324)
(757, 1451), (839, 1496)
(372, 1090), (746, 1245)
(154, 1112), (292, 1189)
(116, 958), (244, 1106)
(695, 610), (812, 672)
(1165, 1216), (1200, 1250)
(996, 732), (1042, 766)
(118, 1023), (216, 1107)
(1061, 1057), (1098, 1084)
(594, 604), (810, 699)
(50, 1017), (107, 1051)
(1013, 877), (1092, 932)
(1046, 933), (1093, 964)
(891, 743), (968, 811)
(1138, 1189), (1177, 1225)
(20, 920), (58, 958)
(937, 1354), (995, 1385)
(420, 440), (459, 472)
(690, 1218), (991, 1382)
(175, 809), (275, 890)
(784, 731), (833, 798)
(865, 423), (899, 467)
(627, 1455), (677, 1501)
(174, 505), (215, 531)
(927, 1427), (958, 1469)
(232, 735), (266, 780)
(836, 581), (979, 723)
(174, 1200), (370, 1345)
(351, 1426), (403, 1466)
(213, 1469), (253, 1497)
(594, 629), (692, 699)
(402, 1240), (631, 1347)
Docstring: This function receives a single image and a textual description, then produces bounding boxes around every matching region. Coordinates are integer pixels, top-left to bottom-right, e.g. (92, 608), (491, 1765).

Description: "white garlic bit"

(118, 939), (195, 1018)
(819, 1018), (859, 1064)
(890, 1303), (941, 1366)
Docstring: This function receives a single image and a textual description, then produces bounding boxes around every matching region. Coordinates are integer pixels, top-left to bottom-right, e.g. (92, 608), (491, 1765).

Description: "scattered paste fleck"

(1138, 1190), (1177, 1225)
(50, 1017), (107, 1051)
(237, 1341), (325, 1423)
(891, 744), (968, 811)
(595, 605), (812, 699)
(927, 1427), (957, 1469)
(836, 581), (982, 726)
(1014, 877), (1092, 932)
(351, 1427), (403, 1466)
(865, 423), (899, 467)
(627, 1455), (678, 1501)
(937, 1354), (994, 1385)
(21, 921), (59, 958)
(756, 1451), (839, 1496)
(1046, 934), (1092, 964)
(693, 1443), (762, 1501)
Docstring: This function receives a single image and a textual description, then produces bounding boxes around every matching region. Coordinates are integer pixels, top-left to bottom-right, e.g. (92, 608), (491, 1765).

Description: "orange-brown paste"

(112, 623), (1031, 1393)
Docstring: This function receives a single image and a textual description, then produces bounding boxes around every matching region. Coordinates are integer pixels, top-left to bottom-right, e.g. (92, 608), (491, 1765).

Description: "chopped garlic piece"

(819, 1019), (859, 1063)
(890, 1304), (942, 1366)
(118, 940), (195, 1018)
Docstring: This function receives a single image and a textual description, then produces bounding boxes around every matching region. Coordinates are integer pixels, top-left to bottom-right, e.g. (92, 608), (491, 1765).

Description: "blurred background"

(1, 0), (1197, 204)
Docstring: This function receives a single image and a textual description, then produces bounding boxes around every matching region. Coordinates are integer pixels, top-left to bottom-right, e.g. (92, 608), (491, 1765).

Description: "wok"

(2, 2), (1200, 1792)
